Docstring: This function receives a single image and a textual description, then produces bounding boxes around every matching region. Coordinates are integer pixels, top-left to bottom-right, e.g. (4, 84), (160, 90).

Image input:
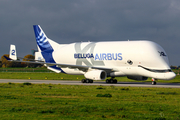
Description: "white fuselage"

(50, 41), (175, 80)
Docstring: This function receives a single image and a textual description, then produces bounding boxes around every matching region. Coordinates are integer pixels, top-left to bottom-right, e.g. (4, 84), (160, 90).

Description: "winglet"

(9, 44), (17, 60)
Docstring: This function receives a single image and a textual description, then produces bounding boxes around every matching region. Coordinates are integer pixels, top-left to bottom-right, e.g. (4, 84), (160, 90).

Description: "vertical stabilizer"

(33, 25), (53, 52)
(9, 44), (17, 60)
(33, 25), (65, 73)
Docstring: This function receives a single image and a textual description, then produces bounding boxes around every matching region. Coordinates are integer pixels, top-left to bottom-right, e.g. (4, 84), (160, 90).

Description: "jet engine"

(127, 76), (148, 81)
(84, 70), (107, 80)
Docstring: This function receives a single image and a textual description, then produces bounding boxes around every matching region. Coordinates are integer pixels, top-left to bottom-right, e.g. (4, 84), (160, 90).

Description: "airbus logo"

(158, 51), (166, 56)
(94, 53), (122, 60)
(74, 53), (123, 61)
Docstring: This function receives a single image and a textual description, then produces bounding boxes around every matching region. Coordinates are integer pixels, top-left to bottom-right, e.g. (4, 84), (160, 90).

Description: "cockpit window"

(138, 65), (172, 73)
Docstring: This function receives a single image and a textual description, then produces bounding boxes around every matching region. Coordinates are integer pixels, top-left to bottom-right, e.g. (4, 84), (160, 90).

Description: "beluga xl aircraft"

(5, 25), (176, 85)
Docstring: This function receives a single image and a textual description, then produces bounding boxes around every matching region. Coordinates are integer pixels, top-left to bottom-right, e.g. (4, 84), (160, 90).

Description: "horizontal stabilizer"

(4, 56), (12, 61)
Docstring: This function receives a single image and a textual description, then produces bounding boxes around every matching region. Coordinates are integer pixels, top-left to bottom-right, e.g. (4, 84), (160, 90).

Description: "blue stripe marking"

(33, 25), (53, 51)
(41, 51), (65, 73)
(33, 25), (65, 73)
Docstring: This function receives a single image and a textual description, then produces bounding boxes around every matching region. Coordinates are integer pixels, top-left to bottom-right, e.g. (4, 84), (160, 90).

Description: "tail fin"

(9, 44), (17, 60)
(33, 25), (53, 52)
(33, 25), (65, 73)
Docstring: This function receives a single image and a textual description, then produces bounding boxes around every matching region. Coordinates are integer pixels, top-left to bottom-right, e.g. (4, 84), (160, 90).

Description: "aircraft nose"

(166, 72), (176, 80)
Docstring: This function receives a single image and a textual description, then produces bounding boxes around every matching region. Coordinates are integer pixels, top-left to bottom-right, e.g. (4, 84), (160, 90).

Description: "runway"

(0, 79), (180, 88)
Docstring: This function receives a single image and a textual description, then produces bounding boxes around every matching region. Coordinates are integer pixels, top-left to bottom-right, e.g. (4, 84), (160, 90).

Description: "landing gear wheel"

(86, 79), (90, 83)
(106, 79), (111, 83)
(89, 80), (93, 83)
(110, 79), (114, 83)
(81, 79), (86, 83)
(152, 81), (156, 85)
(106, 79), (109, 83)
(151, 78), (157, 85)
(105, 78), (117, 84)
(114, 79), (117, 83)
(81, 79), (93, 83)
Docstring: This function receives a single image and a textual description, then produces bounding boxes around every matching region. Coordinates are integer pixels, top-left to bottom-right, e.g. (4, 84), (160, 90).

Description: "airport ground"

(0, 69), (180, 119)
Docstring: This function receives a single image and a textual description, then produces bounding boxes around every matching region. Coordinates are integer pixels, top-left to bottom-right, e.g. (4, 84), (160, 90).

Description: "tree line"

(0, 54), (43, 68)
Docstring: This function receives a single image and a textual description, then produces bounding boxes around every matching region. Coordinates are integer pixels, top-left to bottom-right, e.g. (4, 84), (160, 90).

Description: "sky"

(0, 0), (180, 66)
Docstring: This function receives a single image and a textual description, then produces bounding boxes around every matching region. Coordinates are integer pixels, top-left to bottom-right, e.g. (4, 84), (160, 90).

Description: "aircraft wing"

(4, 56), (117, 73)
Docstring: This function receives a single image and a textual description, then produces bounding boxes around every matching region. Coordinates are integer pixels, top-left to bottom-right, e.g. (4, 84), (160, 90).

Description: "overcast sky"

(0, 0), (180, 65)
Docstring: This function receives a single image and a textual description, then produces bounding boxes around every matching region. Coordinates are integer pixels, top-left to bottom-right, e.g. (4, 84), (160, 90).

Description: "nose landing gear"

(152, 78), (157, 85)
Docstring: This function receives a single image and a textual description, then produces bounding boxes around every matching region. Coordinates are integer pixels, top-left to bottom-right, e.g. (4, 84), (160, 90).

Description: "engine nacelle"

(127, 76), (148, 81)
(84, 70), (107, 80)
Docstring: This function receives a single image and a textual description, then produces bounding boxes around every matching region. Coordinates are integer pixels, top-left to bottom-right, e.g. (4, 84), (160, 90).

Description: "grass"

(0, 83), (180, 119)
(0, 72), (85, 80)
(0, 67), (51, 72)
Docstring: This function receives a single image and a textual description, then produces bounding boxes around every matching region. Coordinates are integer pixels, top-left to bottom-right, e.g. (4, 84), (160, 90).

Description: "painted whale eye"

(158, 51), (166, 56)
(127, 60), (133, 65)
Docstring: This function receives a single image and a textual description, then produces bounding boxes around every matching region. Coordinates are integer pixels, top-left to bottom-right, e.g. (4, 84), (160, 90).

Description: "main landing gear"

(81, 78), (118, 84)
(106, 77), (117, 84)
(152, 78), (157, 85)
(81, 79), (93, 83)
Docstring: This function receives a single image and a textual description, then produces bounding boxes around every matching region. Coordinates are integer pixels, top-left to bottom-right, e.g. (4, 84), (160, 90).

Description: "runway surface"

(0, 79), (180, 88)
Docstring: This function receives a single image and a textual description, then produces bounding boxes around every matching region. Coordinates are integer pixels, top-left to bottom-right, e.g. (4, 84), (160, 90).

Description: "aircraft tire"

(114, 79), (117, 83)
(86, 79), (90, 83)
(81, 79), (85, 83)
(152, 81), (156, 85)
(106, 79), (109, 83)
(106, 79), (118, 84)
(89, 80), (92, 83)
